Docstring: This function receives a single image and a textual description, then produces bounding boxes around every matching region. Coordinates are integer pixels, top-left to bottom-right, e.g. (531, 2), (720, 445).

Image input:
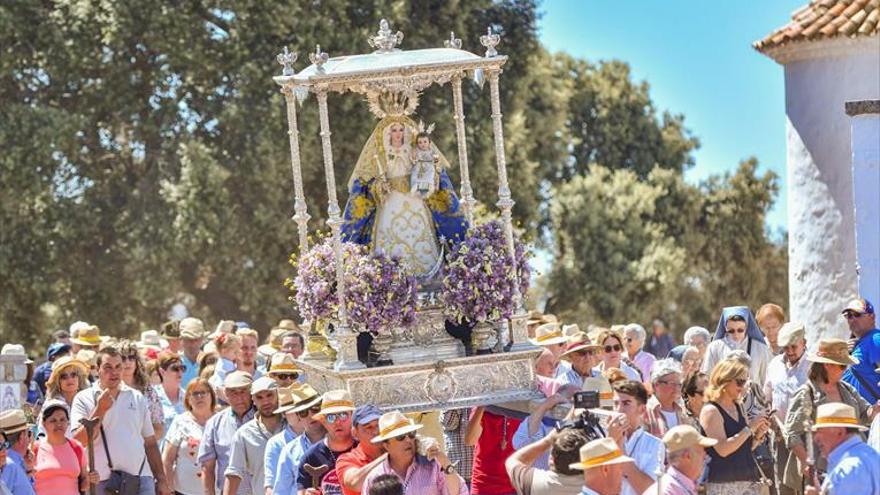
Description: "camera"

(556, 401), (605, 441)
(572, 390), (600, 410)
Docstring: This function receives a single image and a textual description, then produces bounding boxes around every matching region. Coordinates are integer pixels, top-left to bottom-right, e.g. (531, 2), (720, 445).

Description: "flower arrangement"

(288, 235), (416, 333)
(441, 220), (531, 323)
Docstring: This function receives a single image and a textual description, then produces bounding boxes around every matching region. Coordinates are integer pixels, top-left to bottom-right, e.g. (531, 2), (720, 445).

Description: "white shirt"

(70, 383), (154, 480)
(164, 412), (205, 495)
(621, 428), (662, 495)
(763, 353), (810, 423)
(659, 410), (679, 429)
(701, 336), (772, 386)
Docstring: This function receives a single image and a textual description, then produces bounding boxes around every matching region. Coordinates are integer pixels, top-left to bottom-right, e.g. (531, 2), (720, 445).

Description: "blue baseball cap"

(353, 404), (382, 426)
(46, 343), (71, 360)
(842, 298), (874, 315)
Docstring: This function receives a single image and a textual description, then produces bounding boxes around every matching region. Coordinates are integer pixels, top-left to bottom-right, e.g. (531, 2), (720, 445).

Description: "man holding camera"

(505, 428), (589, 495)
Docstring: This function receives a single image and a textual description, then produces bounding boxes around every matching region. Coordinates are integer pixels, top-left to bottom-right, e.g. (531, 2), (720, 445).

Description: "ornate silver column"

(451, 74), (476, 225)
(487, 69), (532, 351)
(281, 87), (310, 251)
(315, 89), (364, 370)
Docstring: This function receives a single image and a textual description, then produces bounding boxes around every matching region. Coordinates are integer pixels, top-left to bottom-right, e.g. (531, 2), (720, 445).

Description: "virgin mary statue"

(341, 115), (468, 277)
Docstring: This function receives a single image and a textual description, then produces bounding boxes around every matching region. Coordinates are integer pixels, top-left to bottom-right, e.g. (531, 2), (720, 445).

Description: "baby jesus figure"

(410, 127), (438, 198)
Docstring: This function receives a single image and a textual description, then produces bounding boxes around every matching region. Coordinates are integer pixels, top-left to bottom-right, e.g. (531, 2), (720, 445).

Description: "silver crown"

(479, 27), (501, 58)
(368, 19), (404, 53)
(309, 45), (329, 71)
(444, 32), (462, 49)
(276, 46), (298, 76)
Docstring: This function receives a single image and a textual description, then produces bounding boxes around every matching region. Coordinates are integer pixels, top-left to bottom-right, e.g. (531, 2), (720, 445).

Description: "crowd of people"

(2, 298), (880, 495)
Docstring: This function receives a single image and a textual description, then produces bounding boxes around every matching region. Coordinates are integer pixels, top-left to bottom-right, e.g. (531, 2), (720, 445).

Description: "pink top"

(33, 439), (85, 495)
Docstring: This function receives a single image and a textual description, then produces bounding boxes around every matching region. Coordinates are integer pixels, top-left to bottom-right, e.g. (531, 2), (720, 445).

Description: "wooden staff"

(803, 419), (821, 489)
(303, 463), (329, 492)
(79, 417), (100, 495)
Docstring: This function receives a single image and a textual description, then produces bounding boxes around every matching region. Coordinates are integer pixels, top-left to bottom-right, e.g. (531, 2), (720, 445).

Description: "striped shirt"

(362, 455), (467, 495)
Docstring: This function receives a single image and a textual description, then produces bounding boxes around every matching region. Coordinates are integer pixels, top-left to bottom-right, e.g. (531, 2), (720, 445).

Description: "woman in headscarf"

(700, 306), (773, 387)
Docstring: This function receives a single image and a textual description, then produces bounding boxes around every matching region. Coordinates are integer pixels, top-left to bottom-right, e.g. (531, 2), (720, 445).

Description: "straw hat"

(266, 353), (301, 376)
(69, 321), (91, 338)
(178, 317), (205, 340)
(314, 389), (356, 417)
(287, 383), (322, 413)
(806, 338), (858, 366)
(0, 410), (31, 435)
(47, 356), (89, 388)
(529, 323), (568, 346)
(370, 410), (424, 443)
(277, 319), (301, 332)
(76, 349), (97, 367)
(258, 327), (288, 357)
(569, 437), (634, 470)
(582, 376), (614, 409)
(562, 324), (582, 338)
(777, 322), (805, 347)
(662, 425), (718, 453)
(70, 325), (107, 347)
(1, 344), (33, 364)
(561, 332), (601, 359)
(224, 370), (254, 390)
(811, 402), (869, 431)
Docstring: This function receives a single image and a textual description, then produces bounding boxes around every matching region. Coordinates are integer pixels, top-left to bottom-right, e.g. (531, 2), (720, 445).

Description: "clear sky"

(538, 0), (804, 231)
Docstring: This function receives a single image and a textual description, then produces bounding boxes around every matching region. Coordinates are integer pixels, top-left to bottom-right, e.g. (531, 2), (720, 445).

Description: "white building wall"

(850, 109), (880, 306)
(782, 37), (880, 343)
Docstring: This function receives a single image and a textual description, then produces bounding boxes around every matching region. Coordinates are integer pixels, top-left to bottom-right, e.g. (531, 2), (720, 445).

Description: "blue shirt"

(197, 407), (256, 493)
(4, 452), (26, 482)
(33, 361), (53, 396)
(0, 458), (34, 495)
(820, 435), (880, 495)
(272, 433), (317, 495)
(154, 384), (185, 445)
(263, 427), (297, 490)
(842, 328), (880, 402)
(557, 366), (600, 389)
(180, 355), (199, 389)
(512, 416), (556, 470)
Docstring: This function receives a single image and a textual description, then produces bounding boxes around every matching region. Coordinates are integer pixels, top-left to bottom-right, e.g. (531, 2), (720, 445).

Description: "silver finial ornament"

(276, 46), (298, 76)
(444, 32), (462, 49)
(309, 45), (329, 71)
(368, 19), (404, 53)
(480, 26), (500, 57)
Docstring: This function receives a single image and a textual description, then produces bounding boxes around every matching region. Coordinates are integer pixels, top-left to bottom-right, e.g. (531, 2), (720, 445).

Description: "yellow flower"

(426, 189), (451, 212)
(350, 195), (375, 220)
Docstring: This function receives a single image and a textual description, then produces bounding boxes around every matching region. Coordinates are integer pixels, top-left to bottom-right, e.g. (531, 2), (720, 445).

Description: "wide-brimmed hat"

(806, 338), (858, 366)
(286, 383), (322, 414)
(0, 409), (31, 435)
(267, 352), (301, 376)
(137, 330), (166, 350)
(662, 425), (717, 453)
(47, 356), (89, 388)
(370, 410), (424, 443)
(258, 327), (289, 357)
(314, 389), (356, 417)
(562, 324), (582, 338)
(69, 321), (91, 338)
(561, 332), (601, 359)
(178, 317), (205, 340)
(569, 437), (634, 470)
(529, 323), (568, 347)
(160, 320), (180, 340)
(1, 344), (33, 364)
(777, 322), (805, 347)
(70, 325), (104, 347)
(582, 376), (614, 409)
(274, 385), (297, 414)
(811, 402), (869, 431)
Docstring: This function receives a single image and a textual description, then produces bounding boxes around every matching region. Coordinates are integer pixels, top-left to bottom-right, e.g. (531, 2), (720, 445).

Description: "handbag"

(100, 424), (145, 495)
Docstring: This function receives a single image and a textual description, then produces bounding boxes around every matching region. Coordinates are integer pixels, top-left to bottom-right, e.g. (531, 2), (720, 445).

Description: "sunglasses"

(726, 328), (746, 334)
(734, 378), (748, 387)
(325, 411), (350, 424)
(166, 364), (186, 373)
(0, 441), (10, 451)
(191, 390), (210, 398)
(59, 372), (79, 380)
(392, 431), (417, 442)
(844, 312), (864, 320)
(603, 344), (622, 353)
(275, 373), (299, 381)
(573, 349), (594, 357)
(296, 405), (323, 418)
(121, 354), (139, 361)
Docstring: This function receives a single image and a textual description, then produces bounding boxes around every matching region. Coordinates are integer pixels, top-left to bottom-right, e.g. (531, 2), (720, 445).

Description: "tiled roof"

(754, 0), (879, 53)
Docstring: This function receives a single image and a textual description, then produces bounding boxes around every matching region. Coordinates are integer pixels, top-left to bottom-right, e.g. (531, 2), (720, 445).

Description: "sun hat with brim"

(777, 322), (806, 347)
(258, 328), (288, 357)
(224, 370), (254, 389)
(273, 385), (297, 414)
(582, 376), (614, 409)
(806, 338), (858, 366)
(47, 356), (89, 388)
(0, 409), (31, 435)
(811, 402), (869, 431)
(528, 323), (568, 347)
(662, 425), (718, 453)
(1, 344), (33, 364)
(267, 353), (301, 376)
(284, 383), (322, 414)
(70, 325), (104, 347)
(370, 410), (424, 443)
(561, 333), (601, 359)
(314, 389), (356, 417)
(569, 437), (634, 470)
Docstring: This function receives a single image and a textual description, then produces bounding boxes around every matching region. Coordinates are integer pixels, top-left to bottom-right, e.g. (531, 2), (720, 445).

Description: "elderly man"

(682, 326), (710, 362)
(841, 298), (880, 403)
(610, 381), (662, 495)
(569, 437), (634, 495)
(0, 428), (33, 495)
(805, 403), (880, 495)
(336, 404), (385, 495)
(763, 322), (809, 495)
(361, 410), (465, 495)
(557, 333), (601, 389)
(296, 390), (357, 495)
(198, 371), (255, 495)
(177, 317), (204, 388)
(506, 427), (589, 495)
(701, 306), (773, 386)
(70, 345), (170, 495)
(0, 410), (34, 486)
(225, 376), (284, 495)
(644, 359), (688, 437)
(623, 324), (655, 383)
(645, 425), (717, 495)
(272, 384), (326, 495)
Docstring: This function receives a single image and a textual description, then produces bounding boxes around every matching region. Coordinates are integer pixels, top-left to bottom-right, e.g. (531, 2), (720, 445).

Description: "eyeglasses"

(296, 405), (322, 418)
(0, 441), (10, 451)
(573, 349), (594, 357)
(844, 312), (864, 320)
(734, 378), (748, 387)
(603, 344), (622, 353)
(392, 431), (417, 442)
(59, 372), (79, 380)
(726, 328), (746, 334)
(275, 373), (299, 381)
(657, 380), (682, 388)
(191, 390), (210, 398)
(166, 364), (186, 373)
(121, 354), (139, 361)
(325, 411), (350, 424)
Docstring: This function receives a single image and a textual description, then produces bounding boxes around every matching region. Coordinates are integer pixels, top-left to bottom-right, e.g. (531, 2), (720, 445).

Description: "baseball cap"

(842, 298), (874, 315)
(353, 404), (382, 426)
(251, 376), (278, 395)
(662, 425), (717, 453)
(46, 342), (72, 360)
(224, 371), (254, 389)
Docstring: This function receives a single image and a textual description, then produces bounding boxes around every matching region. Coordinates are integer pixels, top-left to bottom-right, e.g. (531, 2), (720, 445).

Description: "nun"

(699, 306), (773, 386)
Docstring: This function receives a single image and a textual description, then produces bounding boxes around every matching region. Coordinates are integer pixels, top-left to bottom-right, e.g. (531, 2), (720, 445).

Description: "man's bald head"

(535, 348), (559, 378)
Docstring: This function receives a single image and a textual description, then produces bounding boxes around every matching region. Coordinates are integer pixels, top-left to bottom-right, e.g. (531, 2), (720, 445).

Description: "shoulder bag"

(100, 424), (145, 495)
